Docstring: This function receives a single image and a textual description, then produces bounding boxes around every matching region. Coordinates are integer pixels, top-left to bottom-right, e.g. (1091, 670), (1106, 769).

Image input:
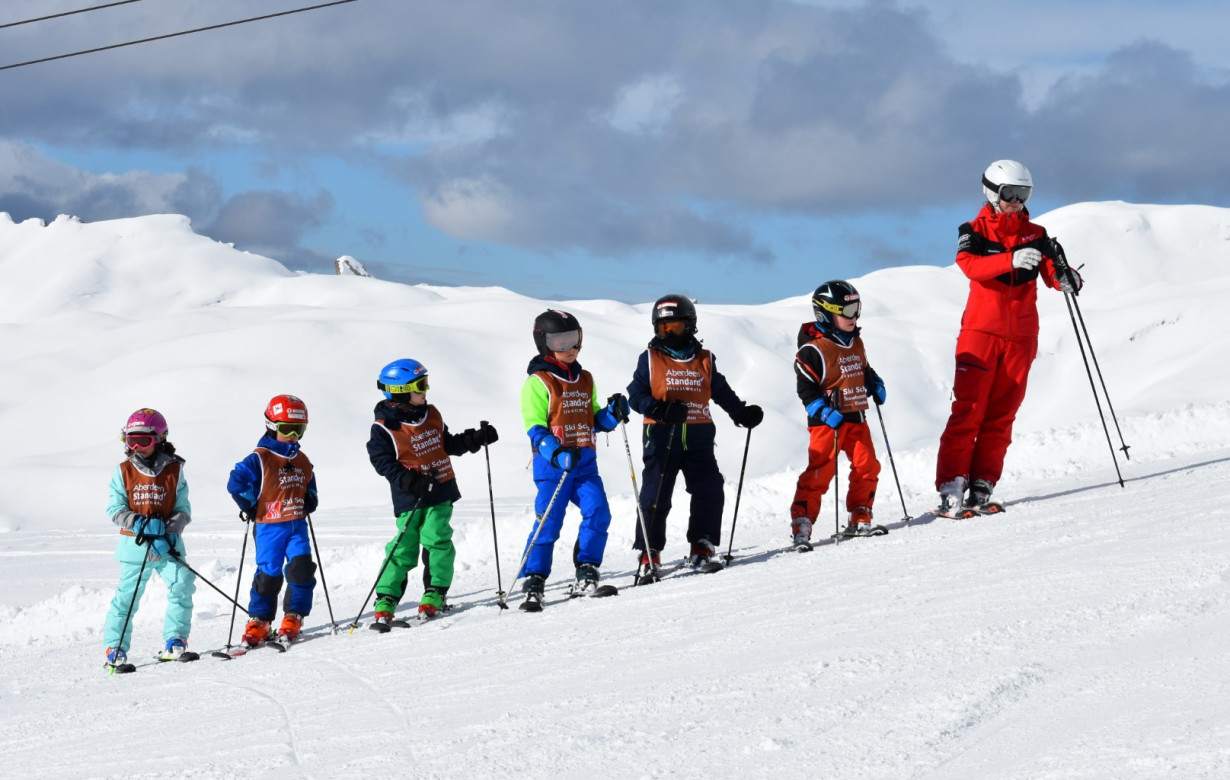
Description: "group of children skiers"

(104, 159), (1082, 669)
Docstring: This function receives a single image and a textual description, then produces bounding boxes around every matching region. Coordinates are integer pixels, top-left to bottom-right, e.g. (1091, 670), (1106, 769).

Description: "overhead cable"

(0, 0), (148, 31)
(0, 0), (363, 72)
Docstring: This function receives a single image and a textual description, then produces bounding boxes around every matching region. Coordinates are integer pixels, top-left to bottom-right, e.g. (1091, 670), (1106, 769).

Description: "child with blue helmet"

(365, 359), (497, 629)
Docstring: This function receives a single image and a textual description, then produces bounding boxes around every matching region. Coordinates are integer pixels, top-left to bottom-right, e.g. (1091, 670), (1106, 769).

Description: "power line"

(0, 1), (148, 31)
(0, 0), (363, 72)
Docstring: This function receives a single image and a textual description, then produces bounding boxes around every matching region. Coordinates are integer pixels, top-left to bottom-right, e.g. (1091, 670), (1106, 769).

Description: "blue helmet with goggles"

(377, 358), (429, 399)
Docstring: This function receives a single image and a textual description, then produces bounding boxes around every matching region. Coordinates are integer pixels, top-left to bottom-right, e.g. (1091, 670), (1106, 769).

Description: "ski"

(568, 583), (619, 599)
(222, 639), (287, 657)
(832, 524), (890, 539)
(935, 502), (1005, 520)
(636, 560), (721, 585)
(793, 541), (814, 553)
(157, 650), (201, 663)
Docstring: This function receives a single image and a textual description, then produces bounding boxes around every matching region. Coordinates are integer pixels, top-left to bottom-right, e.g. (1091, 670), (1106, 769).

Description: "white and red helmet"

(264, 394), (309, 431)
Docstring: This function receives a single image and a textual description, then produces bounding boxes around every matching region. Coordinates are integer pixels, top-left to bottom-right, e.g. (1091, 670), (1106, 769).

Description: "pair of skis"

(934, 501), (1006, 520)
(635, 558), (724, 586)
(519, 582), (620, 612)
(105, 648), (203, 675)
(793, 523), (890, 552)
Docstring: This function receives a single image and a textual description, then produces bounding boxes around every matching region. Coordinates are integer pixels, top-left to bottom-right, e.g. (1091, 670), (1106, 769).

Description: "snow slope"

(1, 203), (1228, 778)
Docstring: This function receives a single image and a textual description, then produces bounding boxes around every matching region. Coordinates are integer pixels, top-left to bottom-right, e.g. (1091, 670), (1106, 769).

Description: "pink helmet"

(123, 408), (168, 438)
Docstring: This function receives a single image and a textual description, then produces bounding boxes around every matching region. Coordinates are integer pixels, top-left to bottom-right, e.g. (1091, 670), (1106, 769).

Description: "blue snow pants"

(518, 448), (612, 578)
(248, 519), (316, 620)
(102, 535), (195, 652)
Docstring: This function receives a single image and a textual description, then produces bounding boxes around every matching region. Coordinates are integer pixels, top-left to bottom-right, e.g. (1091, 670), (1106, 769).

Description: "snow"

(1, 203), (1229, 778)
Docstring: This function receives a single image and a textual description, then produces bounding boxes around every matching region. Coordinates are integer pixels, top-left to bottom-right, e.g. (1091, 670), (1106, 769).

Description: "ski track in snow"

(2, 449), (1229, 779)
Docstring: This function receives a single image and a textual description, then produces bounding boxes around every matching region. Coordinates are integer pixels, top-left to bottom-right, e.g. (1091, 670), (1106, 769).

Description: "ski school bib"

(533, 369), (596, 450)
(375, 405), (456, 484)
(645, 348), (713, 425)
(119, 458), (181, 534)
(800, 336), (870, 413)
(252, 448), (314, 524)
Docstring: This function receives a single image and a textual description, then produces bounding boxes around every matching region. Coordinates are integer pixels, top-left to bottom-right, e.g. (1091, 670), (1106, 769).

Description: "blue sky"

(2, 0), (1228, 303)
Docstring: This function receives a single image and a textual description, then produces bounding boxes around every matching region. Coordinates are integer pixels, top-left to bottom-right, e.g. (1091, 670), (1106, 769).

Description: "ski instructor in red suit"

(935, 160), (1082, 514)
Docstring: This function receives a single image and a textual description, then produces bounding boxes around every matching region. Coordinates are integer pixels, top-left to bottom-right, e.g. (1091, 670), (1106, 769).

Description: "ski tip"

(593, 584), (620, 597)
(700, 562), (724, 574)
(178, 651), (201, 663)
(518, 601), (543, 613)
(368, 621), (391, 633)
(210, 650), (233, 660)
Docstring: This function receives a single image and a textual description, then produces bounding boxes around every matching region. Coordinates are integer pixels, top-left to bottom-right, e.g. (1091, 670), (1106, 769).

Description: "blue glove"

(135, 515), (166, 541)
(865, 371), (886, 406)
(605, 393), (630, 424)
(537, 435), (581, 471)
(150, 533), (177, 557)
(805, 398), (843, 430)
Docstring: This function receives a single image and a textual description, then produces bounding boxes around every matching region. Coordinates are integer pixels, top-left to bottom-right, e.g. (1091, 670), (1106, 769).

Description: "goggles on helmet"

(817, 299), (862, 319)
(996, 184), (1032, 204)
(274, 422), (307, 437)
(383, 375), (430, 394)
(544, 330), (582, 352)
(125, 433), (159, 449)
(655, 320), (687, 336)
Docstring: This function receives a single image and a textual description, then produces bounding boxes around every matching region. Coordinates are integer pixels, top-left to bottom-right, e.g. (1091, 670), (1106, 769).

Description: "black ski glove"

(732, 404), (763, 429)
(461, 425), (499, 453)
(652, 400), (689, 424)
(398, 469), (438, 500)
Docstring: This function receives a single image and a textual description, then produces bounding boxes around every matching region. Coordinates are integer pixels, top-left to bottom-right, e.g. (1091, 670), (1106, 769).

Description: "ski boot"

(635, 549), (662, 585)
(568, 563), (600, 597)
(520, 574), (545, 612)
(242, 618), (270, 647)
(278, 613), (302, 642)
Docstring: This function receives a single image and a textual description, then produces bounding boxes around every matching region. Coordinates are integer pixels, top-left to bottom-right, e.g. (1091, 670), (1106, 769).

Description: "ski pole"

(347, 497), (422, 633)
(872, 403), (912, 525)
(212, 514), (251, 658)
(619, 419), (656, 579)
(722, 427), (753, 564)
(1050, 238), (1129, 486)
(166, 546), (251, 616)
(110, 530), (154, 673)
(305, 513), (338, 632)
(832, 427), (841, 538)
(506, 467), (570, 600)
(637, 423), (677, 583)
(480, 420), (508, 609)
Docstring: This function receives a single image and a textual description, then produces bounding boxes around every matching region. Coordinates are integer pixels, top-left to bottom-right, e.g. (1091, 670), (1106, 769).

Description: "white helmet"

(982, 159), (1033, 209)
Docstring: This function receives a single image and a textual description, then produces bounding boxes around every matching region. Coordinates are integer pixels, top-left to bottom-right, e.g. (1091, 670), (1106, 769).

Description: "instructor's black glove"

(398, 469), (438, 500)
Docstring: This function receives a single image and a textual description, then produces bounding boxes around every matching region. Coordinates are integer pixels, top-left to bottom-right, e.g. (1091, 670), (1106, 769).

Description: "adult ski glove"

(398, 469), (438, 500)
(1058, 269), (1083, 294)
(652, 400), (689, 424)
(732, 404), (764, 429)
(805, 398), (843, 430)
(605, 393), (631, 424)
(1012, 247), (1042, 270)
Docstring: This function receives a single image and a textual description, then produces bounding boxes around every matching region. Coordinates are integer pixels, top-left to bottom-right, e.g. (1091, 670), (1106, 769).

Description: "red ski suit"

(935, 204), (1063, 490)
(791, 323), (881, 529)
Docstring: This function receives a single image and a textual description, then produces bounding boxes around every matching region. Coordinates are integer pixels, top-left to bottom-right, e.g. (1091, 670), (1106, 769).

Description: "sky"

(1, 202), (1229, 777)
(2, 0), (1229, 303)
